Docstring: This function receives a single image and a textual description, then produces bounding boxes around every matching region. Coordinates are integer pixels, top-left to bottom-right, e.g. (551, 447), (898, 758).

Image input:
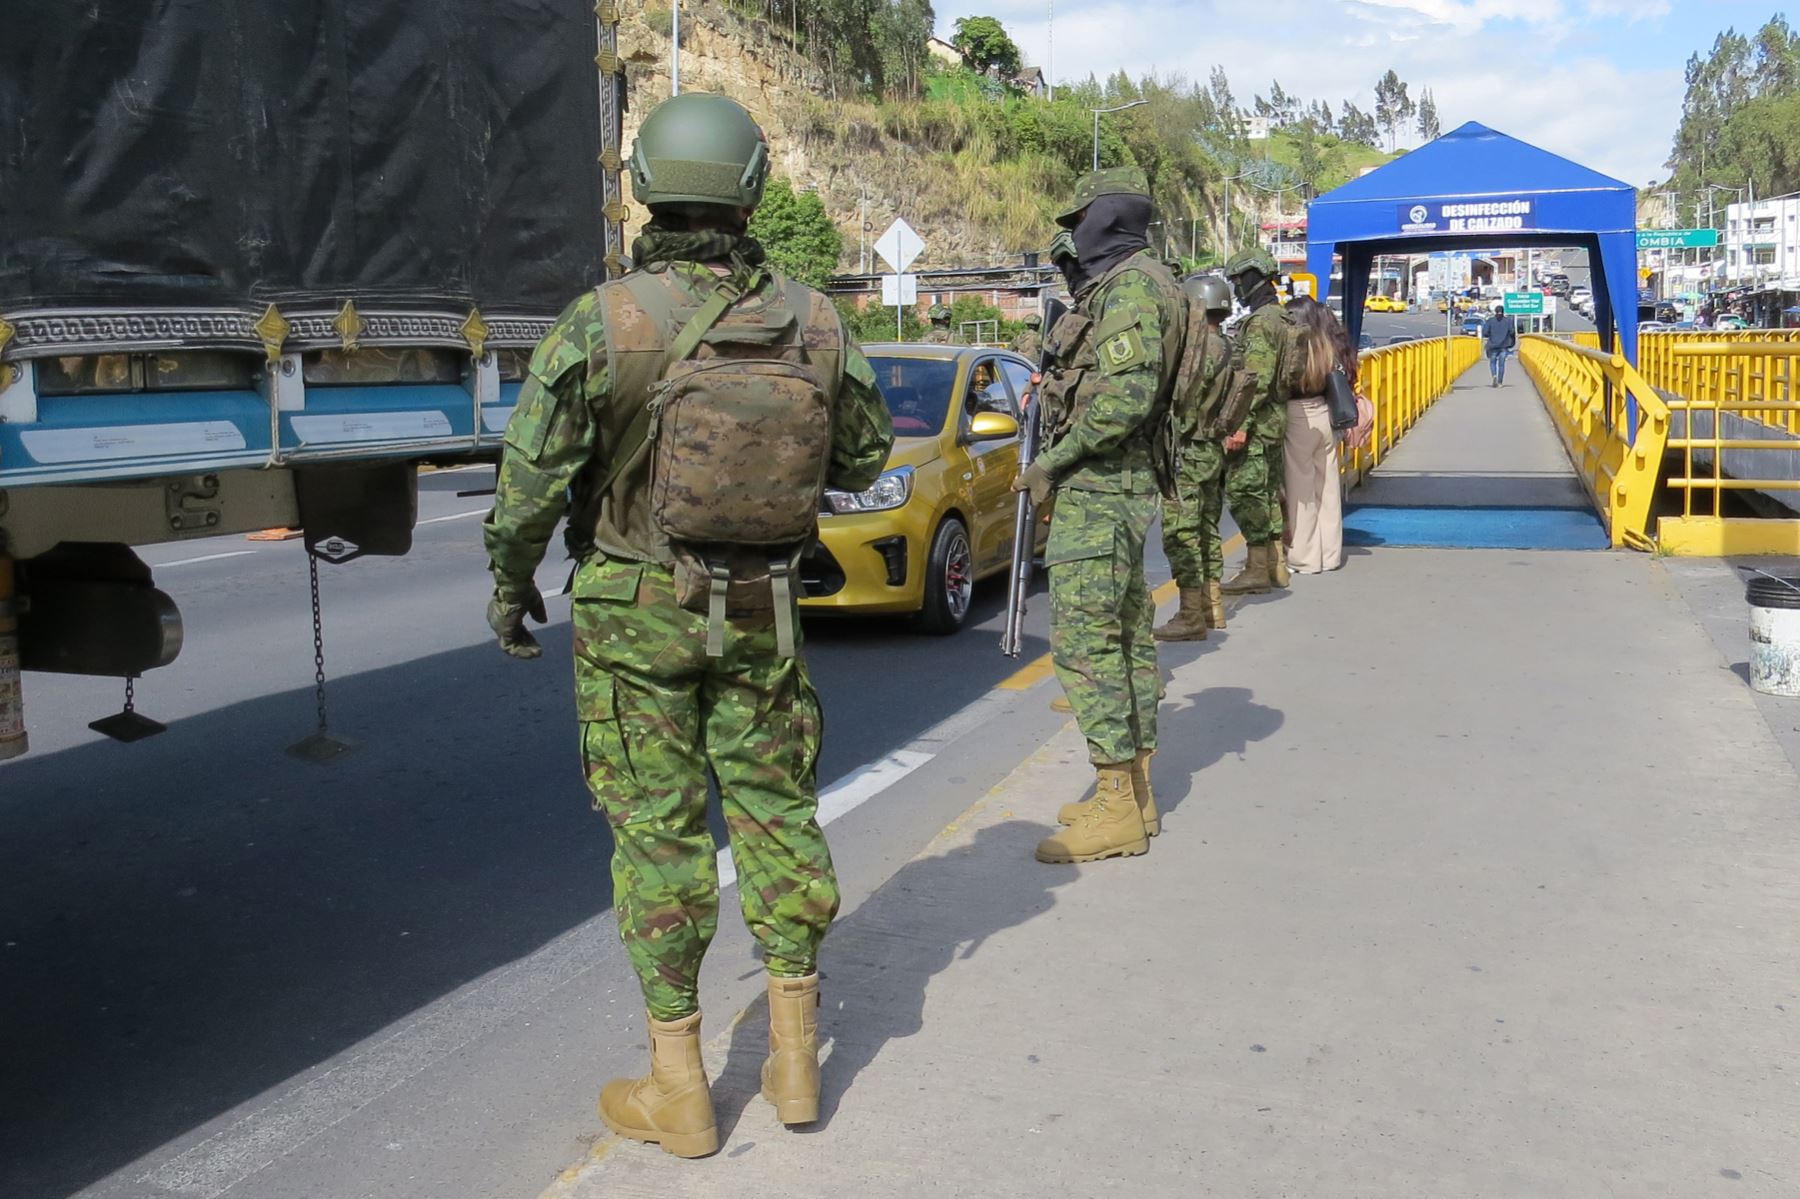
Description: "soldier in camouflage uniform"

(1013, 167), (1183, 865)
(1155, 274), (1242, 640)
(1220, 247), (1296, 594)
(482, 93), (893, 1157)
(919, 303), (957, 344)
(1009, 310), (1042, 359)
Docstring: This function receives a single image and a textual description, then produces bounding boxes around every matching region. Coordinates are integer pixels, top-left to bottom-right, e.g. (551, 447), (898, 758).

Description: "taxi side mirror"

(966, 411), (1020, 441)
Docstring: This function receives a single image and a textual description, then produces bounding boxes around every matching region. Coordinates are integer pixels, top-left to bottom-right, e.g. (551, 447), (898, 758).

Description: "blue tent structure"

(1305, 121), (1640, 365)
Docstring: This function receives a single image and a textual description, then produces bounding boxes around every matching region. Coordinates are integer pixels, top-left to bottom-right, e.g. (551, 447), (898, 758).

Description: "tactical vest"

(1169, 319), (1239, 443)
(1040, 253), (1186, 496)
(573, 264), (846, 657)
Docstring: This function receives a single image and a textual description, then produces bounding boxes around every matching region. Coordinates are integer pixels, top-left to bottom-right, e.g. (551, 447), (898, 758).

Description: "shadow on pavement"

(707, 819), (1071, 1136)
(0, 573), (1047, 1197)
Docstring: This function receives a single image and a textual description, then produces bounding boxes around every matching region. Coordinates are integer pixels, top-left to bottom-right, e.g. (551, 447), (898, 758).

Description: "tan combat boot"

(1050, 692), (1073, 714)
(1059, 750), (1160, 836)
(598, 1011), (719, 1158)
(1220, 543), (1273, 595)
(1131, 749), (1160, 836)
(1204, 580), (1228, 629)
(1271, 542), (1291, 588)
(1153, 588), (1209, 641)
(1037, 764), (1149, 863)
(761, 974), (822, 1125)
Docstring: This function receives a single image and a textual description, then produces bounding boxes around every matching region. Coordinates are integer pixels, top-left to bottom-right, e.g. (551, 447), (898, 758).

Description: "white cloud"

(937, 0), (1685, 183)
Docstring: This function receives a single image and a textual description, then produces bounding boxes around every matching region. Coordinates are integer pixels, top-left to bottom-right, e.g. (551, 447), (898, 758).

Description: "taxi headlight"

(825, 466), (914, 515)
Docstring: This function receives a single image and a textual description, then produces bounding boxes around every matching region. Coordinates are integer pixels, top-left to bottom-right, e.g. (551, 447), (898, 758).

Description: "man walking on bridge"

(1483, 303), (1517, 387)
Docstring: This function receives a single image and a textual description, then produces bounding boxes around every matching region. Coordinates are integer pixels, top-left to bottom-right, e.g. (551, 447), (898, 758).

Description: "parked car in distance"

(1462, 313), (1487, 337)
(1639, 320), (1671, 333)
(801, 345), (1047, 634)
(1365, 294), (1405, 313)
(1715, 314), (1750, 331)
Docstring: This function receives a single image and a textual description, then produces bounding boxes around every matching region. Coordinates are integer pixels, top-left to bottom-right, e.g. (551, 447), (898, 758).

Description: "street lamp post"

(1089, 99), (1147, 171)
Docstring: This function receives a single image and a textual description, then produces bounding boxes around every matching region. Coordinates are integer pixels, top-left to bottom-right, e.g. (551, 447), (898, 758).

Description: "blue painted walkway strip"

(1343, 504), (1609, 550)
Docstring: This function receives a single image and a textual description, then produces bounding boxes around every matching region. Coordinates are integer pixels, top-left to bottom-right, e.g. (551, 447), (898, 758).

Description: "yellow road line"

(996, 532), (1246, 691)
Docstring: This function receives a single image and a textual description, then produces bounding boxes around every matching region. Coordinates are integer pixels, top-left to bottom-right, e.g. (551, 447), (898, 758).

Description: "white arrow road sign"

(874, 219), (924, 274)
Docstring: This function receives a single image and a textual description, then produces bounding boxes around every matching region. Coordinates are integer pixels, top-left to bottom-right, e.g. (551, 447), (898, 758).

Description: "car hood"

(883, 436), (944, 472)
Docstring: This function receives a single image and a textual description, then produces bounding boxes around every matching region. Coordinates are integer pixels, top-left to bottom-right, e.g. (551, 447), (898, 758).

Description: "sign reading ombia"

(1634, 228), (1721, 250)
(1398, 198), (1537, 234)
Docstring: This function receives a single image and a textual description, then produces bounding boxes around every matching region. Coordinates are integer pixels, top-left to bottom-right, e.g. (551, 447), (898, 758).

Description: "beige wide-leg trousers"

(1283, 398), (1343, 573)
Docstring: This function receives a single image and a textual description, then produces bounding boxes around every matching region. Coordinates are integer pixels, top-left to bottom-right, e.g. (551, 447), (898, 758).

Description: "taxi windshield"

(867, 356), (957, 437)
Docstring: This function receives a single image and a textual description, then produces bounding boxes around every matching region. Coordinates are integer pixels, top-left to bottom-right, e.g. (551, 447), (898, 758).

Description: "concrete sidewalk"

(1355, 362), (1592, 510)
(543, 547), (1800, 1197)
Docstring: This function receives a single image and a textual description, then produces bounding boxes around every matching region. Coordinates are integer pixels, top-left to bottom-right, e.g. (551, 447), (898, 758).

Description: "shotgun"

(1000, 296), (1068, 657)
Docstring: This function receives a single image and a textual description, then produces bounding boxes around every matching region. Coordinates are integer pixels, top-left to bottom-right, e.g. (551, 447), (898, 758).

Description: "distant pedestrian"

(1282, 296), (1350, 574)
(1483, 304), (1517, 386)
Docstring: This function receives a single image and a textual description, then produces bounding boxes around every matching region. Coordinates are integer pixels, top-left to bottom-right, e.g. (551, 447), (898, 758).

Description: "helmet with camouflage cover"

(1223, 247), (1280, 282)
(628, 92), (771, 210)
(1023, 311), (1042, 327)
(927, 304), (952, 324)
(1048, 229), (1078, 264)
(1056, 166), (1151, 225)
(1184, 273), (1233, 314)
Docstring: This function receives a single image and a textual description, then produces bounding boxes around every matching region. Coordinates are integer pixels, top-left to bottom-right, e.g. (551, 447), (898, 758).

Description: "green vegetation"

(950, 16), (1020, 78)
(748, 177), (843, 287)
(1665, 15), (1800, 212)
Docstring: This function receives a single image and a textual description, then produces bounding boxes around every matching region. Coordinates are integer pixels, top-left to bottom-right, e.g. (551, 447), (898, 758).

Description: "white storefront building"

(1723, 193), (1800, 291)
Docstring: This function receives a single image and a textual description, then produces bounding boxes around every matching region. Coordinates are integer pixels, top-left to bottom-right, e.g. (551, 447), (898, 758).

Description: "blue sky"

(933, 1), (1788, 185)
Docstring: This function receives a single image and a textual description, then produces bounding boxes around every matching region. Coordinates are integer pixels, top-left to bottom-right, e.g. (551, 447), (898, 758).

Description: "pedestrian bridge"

(1347, 332), (1800, 556)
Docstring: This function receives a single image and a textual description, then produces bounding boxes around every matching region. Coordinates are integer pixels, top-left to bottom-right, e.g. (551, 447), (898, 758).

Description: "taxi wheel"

(916, 516), (974, 635)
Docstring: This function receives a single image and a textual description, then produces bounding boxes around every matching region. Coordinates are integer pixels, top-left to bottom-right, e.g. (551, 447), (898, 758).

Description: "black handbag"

(1324, 365), (1358, 431)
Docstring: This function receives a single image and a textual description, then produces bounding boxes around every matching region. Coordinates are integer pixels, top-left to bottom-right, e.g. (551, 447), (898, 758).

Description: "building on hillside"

(926, 36), (961, 68)
(1262, 218), (1307, 273)
(1013, 66), (1046, 97)
(1245, 115), (1273, 141)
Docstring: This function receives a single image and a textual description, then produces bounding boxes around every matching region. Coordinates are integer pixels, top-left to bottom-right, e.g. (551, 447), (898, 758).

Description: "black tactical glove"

(487, 584), (549, 659)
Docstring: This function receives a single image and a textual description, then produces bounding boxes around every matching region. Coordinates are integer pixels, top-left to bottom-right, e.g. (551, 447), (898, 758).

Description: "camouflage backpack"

(596, 266), (843, 657)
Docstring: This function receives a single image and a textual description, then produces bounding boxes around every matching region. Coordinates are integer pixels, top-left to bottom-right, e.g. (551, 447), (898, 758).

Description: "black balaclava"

(1233, 272), (1277, 310)
(1071, 193), (1152, 284)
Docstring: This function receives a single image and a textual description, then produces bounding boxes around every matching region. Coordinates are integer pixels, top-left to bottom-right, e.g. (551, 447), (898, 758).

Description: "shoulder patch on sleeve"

(1098, 326), (1150, 375)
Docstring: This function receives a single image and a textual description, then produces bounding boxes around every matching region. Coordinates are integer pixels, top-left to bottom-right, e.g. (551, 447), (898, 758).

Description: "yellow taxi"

(800, 344), (1047, 633)
(1365, 293), (1407, 313)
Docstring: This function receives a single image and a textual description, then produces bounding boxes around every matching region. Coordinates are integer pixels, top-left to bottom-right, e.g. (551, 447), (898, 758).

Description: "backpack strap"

(592, 268), (762, 499)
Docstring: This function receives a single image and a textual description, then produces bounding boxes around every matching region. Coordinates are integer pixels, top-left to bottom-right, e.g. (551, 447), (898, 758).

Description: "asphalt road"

(0, 466), (1196, 1198)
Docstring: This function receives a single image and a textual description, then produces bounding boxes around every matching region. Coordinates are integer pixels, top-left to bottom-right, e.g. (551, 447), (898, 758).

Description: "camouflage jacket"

(1174, 319), (1240, 443)
(1227, 299), (1296, 439)
(1035, 250), (1183, 494)
(483, 264), (893, 602)
(919, 327), (957, 345)
(1009, 329), (1042, 360)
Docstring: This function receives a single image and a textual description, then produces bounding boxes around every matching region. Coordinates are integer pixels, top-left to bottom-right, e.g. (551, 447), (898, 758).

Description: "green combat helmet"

(1023, 311), (1042, 327)
(1223, 247), (1280, 282)
(927, 304), (952, 324)
(1184, 274), (1233, 314)
(1056, 166), (1151, 225)
(628, 92), (771, 210)
(1048, 229), (1078, 264)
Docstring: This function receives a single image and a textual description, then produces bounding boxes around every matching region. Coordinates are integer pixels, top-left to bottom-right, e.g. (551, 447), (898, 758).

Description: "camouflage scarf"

(631, 223), (768, 276)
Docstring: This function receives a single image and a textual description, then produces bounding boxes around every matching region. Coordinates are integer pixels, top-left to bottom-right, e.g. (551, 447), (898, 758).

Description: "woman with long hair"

(1282, 295), (1352, 573)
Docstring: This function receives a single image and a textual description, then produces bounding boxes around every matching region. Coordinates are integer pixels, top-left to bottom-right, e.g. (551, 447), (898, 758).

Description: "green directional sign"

(1503, 291), (1545, 316)
(1636, 228), (1721, 250)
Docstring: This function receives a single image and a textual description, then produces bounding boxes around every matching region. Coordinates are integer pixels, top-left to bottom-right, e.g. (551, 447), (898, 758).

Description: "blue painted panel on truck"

(0, 381), (522, 487)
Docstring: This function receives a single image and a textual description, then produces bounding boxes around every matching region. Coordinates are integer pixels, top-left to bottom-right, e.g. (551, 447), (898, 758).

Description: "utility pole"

(671, 0), (681, 96)
(1089, 99), (1146, 172)
(1046, 0), (1054, 103)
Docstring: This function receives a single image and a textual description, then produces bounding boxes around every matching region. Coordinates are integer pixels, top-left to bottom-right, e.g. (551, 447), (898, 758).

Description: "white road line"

(155, 550), (259, 568)
(416, 509), (489, 526)
(137, 682), (1017, 1198)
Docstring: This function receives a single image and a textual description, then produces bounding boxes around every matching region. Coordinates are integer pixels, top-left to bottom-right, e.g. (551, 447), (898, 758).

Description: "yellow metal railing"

(1628, 332), (1800, 554)
(1341, 335), (1485, 485)
(1516, 335), (1667, 549)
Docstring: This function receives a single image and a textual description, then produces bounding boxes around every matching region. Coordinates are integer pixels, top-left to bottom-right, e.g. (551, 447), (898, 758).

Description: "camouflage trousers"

(1046, 486), (1160, 765)
(572, 555), (838, 1022)
(1162, 440), (1226, 588)
(1224, 404), (1288, 545)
